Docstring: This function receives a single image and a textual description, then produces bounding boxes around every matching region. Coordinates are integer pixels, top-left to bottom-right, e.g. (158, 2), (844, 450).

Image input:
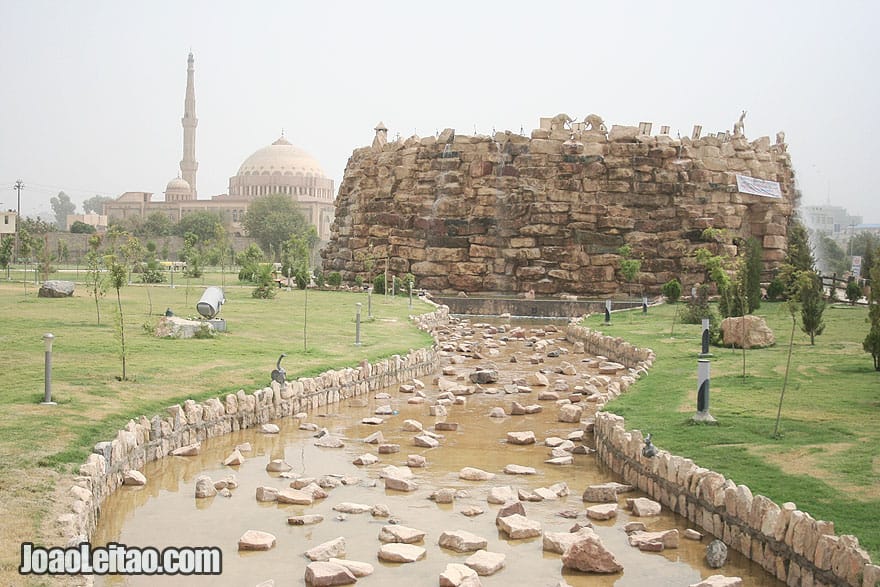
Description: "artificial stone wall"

(321, 121), (796, 296)
(57, 305), (449, 547)
(594, 412), (879, 587)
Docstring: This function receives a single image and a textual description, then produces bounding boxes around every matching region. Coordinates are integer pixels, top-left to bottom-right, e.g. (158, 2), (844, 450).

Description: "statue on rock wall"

(733, 110), (747, 137)
(549, 113), (573, 131)
(584, 114), (606, 133)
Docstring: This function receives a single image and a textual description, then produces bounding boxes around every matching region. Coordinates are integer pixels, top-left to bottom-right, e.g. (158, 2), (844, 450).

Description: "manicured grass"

(0, 273), (433, 581)
(589, 302), (879, 559)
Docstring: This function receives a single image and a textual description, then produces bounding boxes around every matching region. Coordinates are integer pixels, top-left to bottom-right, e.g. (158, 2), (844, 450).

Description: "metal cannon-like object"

(196, 287), (226, 319)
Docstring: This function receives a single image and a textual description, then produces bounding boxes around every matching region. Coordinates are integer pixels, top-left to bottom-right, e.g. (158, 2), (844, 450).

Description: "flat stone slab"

(378, 443), (400, 454)
(506, 430), (536, 445)
(631, 497), (662, 517)
(327, 558), (374, 578)
(414, 434), (440, 448)
(503, 464), (537, 475)
(303, 561), (356, 586)
(544, 456), (573, 465)
(689, 576), (744, 587)
(459, 467), (495, 481)
(260, 423), (280, 434)
(586, 503), (618, 521)
(628, 529), (679, 550)
(434, 421), (459, 431)
(465, 549), (506, 576)
(543, 528), (597, 554)
(332, 502), (372, 514)
(276, 488), (313, 505)
(384, 476), (418, 491)
(378, 524), (427, 544)
(487, 485), (518, 504)
(439, 530), (488, 553)
(561, 533), (623, 574)
(314, 435), (345, 448)
(582, 482), (633, 502)
(377, 543), (426, 563)
(497, 513), (542, 539)
(402, 419), (423, 431)
(363, 431), (384, 444)
(238, 530), (276, 551)
(361, 417), (384, 425)
(439, 563), (480, 586)
(305, 537), (346, 561)
(353, 453), (379, 466)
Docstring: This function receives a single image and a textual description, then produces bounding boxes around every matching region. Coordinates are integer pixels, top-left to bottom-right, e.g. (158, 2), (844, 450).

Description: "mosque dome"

(235, 135), (327, 178)
(164, 176), (192, 201)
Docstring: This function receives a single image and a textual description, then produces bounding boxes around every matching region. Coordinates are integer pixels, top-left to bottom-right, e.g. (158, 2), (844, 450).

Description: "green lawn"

(0, 273), (433, 581)
(589, 302), (879, 559)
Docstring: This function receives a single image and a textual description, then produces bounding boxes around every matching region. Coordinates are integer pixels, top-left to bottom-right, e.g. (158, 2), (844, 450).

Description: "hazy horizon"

(1, 1), (878, 225)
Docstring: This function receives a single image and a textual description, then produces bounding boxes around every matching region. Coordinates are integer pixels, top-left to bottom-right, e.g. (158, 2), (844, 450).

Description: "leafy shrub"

(373, 274), (386, 294)
(327, 272), (342, 287)
(661, 278), (682, 304)
(846, 280), (862, 305)
(766, 278), (785, 301)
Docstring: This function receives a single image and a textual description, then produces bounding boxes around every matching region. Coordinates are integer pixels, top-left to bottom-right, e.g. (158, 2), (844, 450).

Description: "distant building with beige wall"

(103, 53), (335, 240)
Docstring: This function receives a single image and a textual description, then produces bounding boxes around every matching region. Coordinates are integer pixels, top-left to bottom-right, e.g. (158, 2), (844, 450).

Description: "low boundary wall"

(58, 305), (449, 546)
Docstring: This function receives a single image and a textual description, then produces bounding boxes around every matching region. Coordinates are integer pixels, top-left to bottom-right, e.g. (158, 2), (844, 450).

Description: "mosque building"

(103, 53), (335, 240)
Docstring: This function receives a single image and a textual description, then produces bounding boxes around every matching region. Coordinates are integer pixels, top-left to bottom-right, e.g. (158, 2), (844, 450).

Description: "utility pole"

(13, 180), (24, 261)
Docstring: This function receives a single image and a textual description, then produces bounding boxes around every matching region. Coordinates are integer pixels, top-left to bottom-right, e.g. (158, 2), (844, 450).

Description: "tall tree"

(50, 191), (76, 230)
(82, 195), (114, 215)
(744, 237), (763, 313)
(242, 194), (313, 261)
(863, 254), (880, 370)
(176, 211), (224, 243)
(777, 219), (815, 298)
(815, 233), (849, 276)
(142, 212), (174, 237)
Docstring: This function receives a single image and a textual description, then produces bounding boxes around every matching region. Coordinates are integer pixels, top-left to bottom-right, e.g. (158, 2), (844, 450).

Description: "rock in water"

(706, 539), (728, 569)
(561, 533), (622, 573)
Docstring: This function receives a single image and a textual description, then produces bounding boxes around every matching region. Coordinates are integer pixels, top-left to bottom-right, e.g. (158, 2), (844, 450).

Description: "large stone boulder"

(155, 316), (214, 339)
(439, 530), (488, 553)
(38, 280), (75, 298)
(303, 561), (356, 586)
(706, 539), (728, 568)
(561, 532), (623, 573)
(721, 315), (775, 348)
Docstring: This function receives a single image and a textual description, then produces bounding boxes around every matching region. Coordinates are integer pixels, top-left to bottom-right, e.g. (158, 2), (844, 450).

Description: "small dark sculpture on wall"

(271, 353), (288, 384)
(642, 433), (658, 458)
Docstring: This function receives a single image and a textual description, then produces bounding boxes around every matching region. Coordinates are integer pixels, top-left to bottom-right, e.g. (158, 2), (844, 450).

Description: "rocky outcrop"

(322, 119), (795, 296)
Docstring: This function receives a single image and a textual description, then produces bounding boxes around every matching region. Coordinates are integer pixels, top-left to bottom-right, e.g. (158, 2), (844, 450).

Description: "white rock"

(314, 435), (345, 448)
(414, 434), (440, 448)
(123, 470), (146, 486)
(439, 530), (488, 553)
(402, 419), (423, 431)
(503, 464), (536, 475)
(497, 513), (542, 539)
(303, 561), (356, 586)
(260, 423), (280, 434)
(255, 486), (278, 502)
(327, 558), (374, 578)
(586, 503), (618, 520)
(378, 525), (427, 544)
(353, 453), (379, 465)
(506, 430), (536, 445)
(305, 537), (346, 561)
(384, 476), (418, 491)
(689, 576), (743, 587)
(377, 543), (426, 563)
(238, 530), (275, 551)
(288, 514), (324, 525)
(487, 486), (518, 504)
(543, 527), (597, 554)
(459, 467), (495, 481)
(439, 563), (481, 587)
(222, 449), (244, 466)
(276, 489), (313, 505)
(331, 502), (372, 514)
(407, 454), (427, 468)
(465, 550), (506, 575)
(631, 497), (662, 517)
(266, 459), (292, 472)
(363, 431), (384, 444)
(194, 475), (216, 498)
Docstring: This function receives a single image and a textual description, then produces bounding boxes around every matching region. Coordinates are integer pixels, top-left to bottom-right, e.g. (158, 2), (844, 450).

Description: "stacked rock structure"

(322, 116), (796, 296)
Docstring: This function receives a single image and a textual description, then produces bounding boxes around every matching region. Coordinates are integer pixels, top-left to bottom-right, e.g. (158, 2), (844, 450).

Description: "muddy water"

(93, 320), (782, 586)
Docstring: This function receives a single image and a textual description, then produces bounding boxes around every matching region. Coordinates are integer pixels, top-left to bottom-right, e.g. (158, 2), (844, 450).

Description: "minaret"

(180, 52), (198, 198)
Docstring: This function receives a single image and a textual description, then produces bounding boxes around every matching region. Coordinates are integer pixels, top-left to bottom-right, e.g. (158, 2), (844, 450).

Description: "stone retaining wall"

(57, 305), (450, 547)
(564, 322), (655, 371)
(594, 412), (879, 587)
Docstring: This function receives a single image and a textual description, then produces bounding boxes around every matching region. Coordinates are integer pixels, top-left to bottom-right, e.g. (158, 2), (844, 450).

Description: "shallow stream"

(93, 319), (782, 586)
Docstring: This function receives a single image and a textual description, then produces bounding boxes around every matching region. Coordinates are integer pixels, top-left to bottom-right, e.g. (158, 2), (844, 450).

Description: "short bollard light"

(355, 303), (362, 346)
(367, 287), (373, 318)
(604, 300), (612, 325)
(41, 333), (56, 405)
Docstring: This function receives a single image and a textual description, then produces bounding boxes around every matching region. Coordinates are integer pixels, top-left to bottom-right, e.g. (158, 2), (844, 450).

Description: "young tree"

(85, 234), (106, 324)
(816, 233), (849, 276)
(282, 232), (312, 289)
(845, 280), (863, 305)
(774, 296), (799, 438)
(617, 244), (642, 297)
(105, 253), (129, 380)
(797, 270), (826, 345)
(50, 191), (76, 230)
(661, 278), (682, 303)
(863, 255), (880, 371)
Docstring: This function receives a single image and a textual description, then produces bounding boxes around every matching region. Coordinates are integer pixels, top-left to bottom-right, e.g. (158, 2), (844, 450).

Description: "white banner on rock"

(736, 174), (782, 198)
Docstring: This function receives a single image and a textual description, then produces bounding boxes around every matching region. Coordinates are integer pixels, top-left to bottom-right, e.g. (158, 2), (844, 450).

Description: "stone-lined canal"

(93, 318), (782, 586)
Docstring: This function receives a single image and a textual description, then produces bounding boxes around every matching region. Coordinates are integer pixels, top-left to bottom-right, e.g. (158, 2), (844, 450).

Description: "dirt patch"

(751, 443), (880, 501)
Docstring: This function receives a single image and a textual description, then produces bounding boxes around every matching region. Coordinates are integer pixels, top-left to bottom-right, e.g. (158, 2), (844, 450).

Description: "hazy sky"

(1, 1), (878, 223)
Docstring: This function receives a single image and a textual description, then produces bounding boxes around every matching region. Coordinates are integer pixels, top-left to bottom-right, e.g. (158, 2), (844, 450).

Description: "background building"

(103, 54), (334, 240)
